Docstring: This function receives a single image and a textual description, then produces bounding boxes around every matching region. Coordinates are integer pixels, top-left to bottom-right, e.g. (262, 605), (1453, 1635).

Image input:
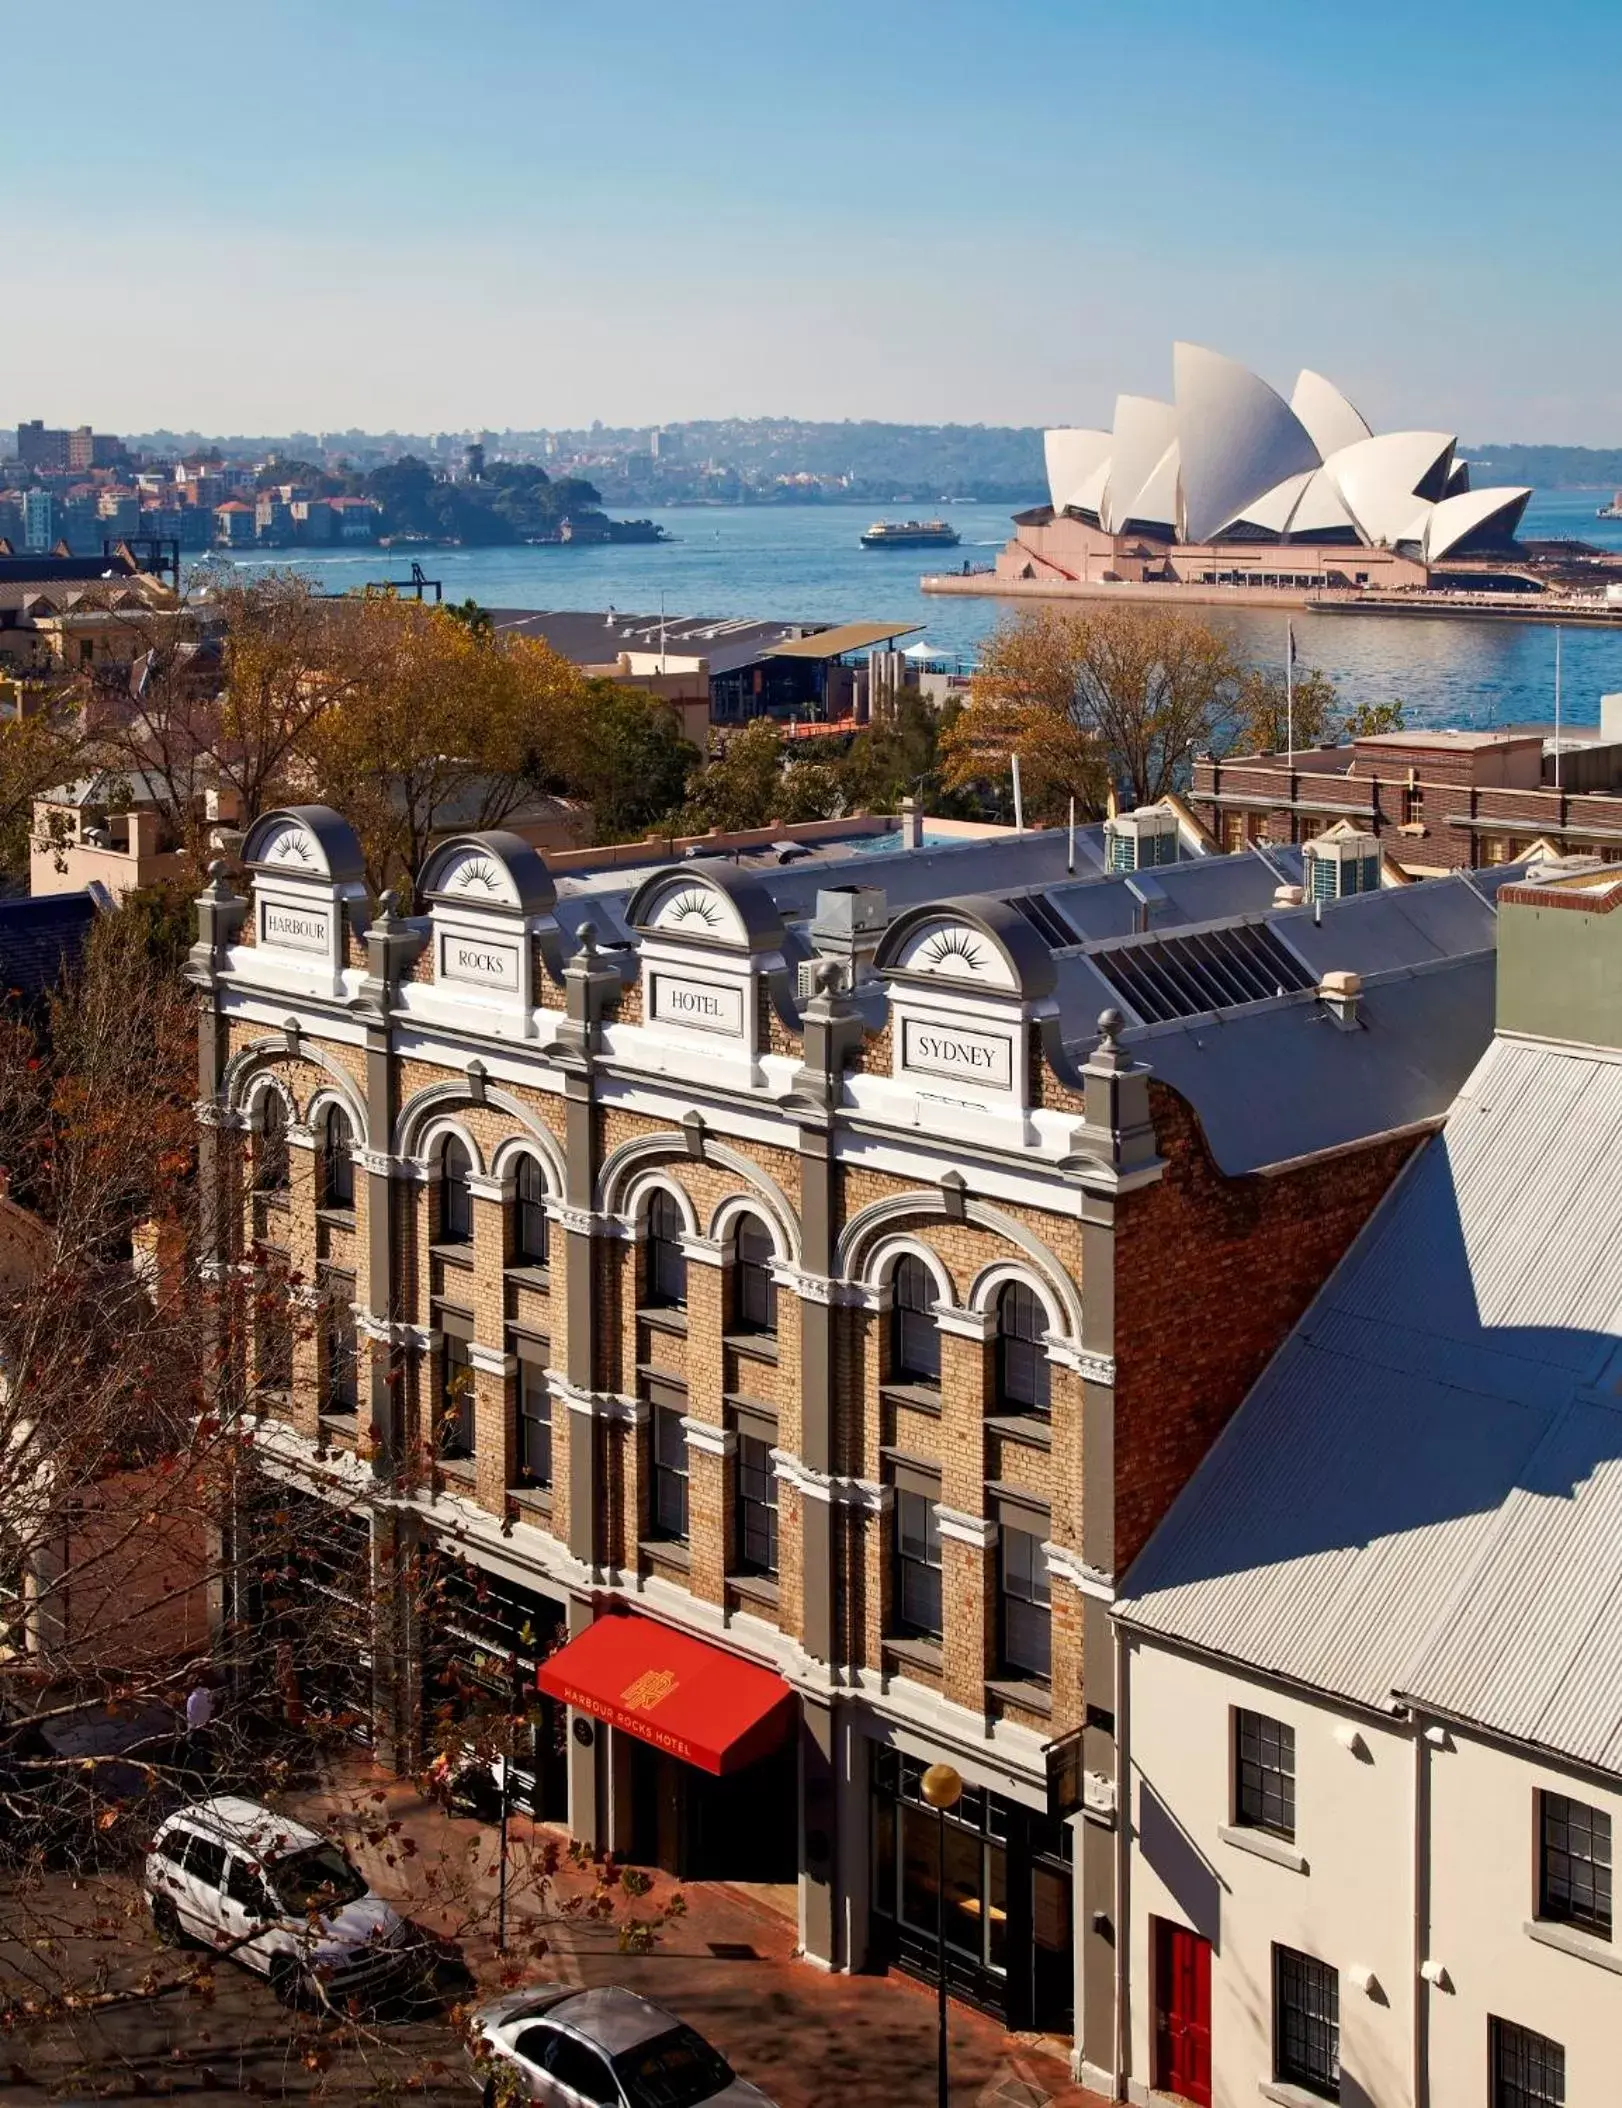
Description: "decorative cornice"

(547, 1201), (601, 1238)
(680, 1416), (736, 1458)
(936, 1505), (998, 1549)
(465, 1172), (513, 1203)
(467, 1342), (516, 1378)
(771, 1449), (890, 1511)
(680, 1236), (725, 1267)
(550, 1370), (647, 1426)
(357, 1147), (406, 1179)
(1046, 1340), (1115, 1385)
(194, 1100), (245, 1131)
(285, 1124), (317, 1151)
(933, 1305), (997, 1343)
(1042, 1540), (1115, 1601)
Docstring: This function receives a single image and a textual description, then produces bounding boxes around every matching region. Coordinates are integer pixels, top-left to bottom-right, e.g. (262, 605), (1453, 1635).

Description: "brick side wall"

(1112, 1080), (1419, 1572)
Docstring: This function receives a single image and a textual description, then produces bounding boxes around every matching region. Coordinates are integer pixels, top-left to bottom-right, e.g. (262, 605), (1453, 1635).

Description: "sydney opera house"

(995, 343), (1533, 595)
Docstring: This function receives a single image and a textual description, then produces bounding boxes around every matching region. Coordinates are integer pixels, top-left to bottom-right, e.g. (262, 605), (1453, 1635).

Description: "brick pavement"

(291, 1758), (1113, 2108)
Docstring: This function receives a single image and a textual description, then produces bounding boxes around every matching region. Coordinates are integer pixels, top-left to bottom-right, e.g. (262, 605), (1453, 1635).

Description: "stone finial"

(373, 888), (399, 931)
(814, 958), (844, 998)
(574, 918), (599, 962)
(1099, 1007), (1123, 1049)
(203, 858), (237, 903)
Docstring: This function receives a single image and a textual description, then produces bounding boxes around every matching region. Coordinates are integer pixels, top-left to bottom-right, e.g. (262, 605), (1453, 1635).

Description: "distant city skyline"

(8, 0), (1622, 443)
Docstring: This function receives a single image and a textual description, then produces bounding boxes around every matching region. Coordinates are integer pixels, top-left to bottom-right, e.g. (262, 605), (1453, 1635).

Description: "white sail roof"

(1101, 396), (1178, 532)
(1126, 441), (1181, 534)
(1044, 428), (1113, 515)
(1174, 343), (1321, 545)
(1290, 369), (1373, 458)
(1218, 468), (1315, 537)
(1325, 431), (1457, 547)
(1424, 486), (1533, 562)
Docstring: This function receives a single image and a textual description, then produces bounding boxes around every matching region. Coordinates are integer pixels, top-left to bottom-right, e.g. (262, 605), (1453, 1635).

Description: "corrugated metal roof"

(1118, 1034), (1622, 1772)
(767, 620), (921, 659)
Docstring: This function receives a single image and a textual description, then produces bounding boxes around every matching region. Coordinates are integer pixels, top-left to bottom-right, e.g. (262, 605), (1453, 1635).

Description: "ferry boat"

(860, 518), (960, 549)
(1597, 492), (1622, 519)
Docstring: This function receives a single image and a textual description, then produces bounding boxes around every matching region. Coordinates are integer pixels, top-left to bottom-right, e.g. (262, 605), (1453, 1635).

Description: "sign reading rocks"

(440, 933), (521, 991)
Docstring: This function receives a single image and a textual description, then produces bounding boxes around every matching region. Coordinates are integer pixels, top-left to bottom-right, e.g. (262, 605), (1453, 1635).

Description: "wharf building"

(999, 343), (1533, 597)
(1193, 710), (1622, 874)
(188, 802), (1515, 2078)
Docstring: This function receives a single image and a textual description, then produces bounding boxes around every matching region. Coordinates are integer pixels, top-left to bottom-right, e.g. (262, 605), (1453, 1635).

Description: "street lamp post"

(921, 1762), (964, 2108)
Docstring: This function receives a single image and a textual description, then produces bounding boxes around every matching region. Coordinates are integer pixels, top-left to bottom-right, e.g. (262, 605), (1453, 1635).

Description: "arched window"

(512, 1155), (550, 1268)
(890, 1255), (940, 1386)
(321, 1106), (354, 1212)
(731, 1215), (776, 1336)
(995, 1282), (1050, 1413)
(644, 1190), (686, 1309)
(438, 1136), (473, 1245)
(255, 1091), (289, 1194)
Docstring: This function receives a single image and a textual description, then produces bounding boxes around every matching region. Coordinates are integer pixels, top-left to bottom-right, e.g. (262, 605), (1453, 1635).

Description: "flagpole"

(1554, 628), (1563, 791)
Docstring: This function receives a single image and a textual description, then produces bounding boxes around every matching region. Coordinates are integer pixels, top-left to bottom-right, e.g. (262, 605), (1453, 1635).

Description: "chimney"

(126, 808), (160, 861)
(1273, 883), (1304, 908)
(1319, 968), (1362, 1029)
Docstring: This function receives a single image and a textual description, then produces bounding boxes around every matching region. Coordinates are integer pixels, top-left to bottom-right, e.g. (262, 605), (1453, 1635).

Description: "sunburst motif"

(264, 826), (313, 867)
(452, 855), (502, 895)
(668, 889), (722, 929)
(922, 927), (986, 975)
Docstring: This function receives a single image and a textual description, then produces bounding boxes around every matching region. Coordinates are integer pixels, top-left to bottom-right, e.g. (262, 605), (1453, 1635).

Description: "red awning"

(537, 1611), (795, 1777)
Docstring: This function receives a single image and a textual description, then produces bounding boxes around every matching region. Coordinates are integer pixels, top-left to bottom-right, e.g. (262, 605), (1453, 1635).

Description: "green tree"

(1228, 664), (1341, 753)
(674, 721), (842, 835)
(562, 682), (698, 842)
(1343, 698), (1406, 737)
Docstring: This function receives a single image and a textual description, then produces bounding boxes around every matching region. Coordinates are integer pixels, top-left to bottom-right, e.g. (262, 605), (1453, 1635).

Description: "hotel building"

(190, 802), (1511, 2080)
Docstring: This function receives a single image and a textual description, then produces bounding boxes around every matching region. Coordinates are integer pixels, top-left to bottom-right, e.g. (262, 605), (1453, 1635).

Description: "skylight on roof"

(1092, 921), (1314, 1024)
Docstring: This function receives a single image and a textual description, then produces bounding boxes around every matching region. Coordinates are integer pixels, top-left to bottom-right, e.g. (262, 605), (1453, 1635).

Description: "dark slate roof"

(0, 891), (102, 1003)
(487, 608), (814, 677)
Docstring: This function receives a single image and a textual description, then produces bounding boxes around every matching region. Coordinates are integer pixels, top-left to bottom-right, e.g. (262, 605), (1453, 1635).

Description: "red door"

(1153, 1917), (1212, 2107)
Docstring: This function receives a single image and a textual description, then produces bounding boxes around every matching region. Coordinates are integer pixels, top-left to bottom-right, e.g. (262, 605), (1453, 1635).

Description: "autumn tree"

(301, 600), (588, 892)
(560, 681), (698, 843)
(1227, 667), (1407, 753)
(673, 720), (842, 835)
(941, 602), (1243, 821)
(1, 696), (85, 888)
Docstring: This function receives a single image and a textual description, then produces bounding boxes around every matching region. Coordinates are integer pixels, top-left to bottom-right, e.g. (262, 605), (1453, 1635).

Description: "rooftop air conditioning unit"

(1303, 828), (1381, 901)
(1105, 803), (1179, 874)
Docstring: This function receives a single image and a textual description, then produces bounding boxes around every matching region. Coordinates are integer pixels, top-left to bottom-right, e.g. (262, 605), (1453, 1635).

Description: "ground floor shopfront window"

(870, 1744), (1073, 2032)
(422, 1558), (569, 1823)
(240, 1483), (375, 1743)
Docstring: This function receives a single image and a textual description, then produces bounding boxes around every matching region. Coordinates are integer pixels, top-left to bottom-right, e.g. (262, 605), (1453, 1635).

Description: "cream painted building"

(1112, 864), (1622, 2108)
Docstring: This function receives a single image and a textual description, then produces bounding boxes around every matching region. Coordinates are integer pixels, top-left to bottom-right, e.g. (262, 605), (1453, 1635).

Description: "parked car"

(143, 1795), (423, 2005)
(469, 1985), (775, 2107)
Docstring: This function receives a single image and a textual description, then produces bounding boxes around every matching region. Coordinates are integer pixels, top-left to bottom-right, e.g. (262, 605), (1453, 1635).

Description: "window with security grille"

(438, 1137), (472, 1244)
(1273, 1945), (1339, 2100)
(735, 1433), (778, 1576)
(893, 1489), (942, 1639)
(998, 1527), (1051, 1680)
(731, 1216), (777, 1335)
(1539, 1791), (1611, 1940)
(644, 1191), (687, 1309)
(512, 1155), (550, 1268)
(516, 1361), (551, 1488)
(321, 1106), (354, 1211)
(891, 1256), (940, 1386)
(1490, 2018), (1565, 2108)
(651, 1405), (688, 1540)
(995, 1282), (1050, 1412)
(1236, 1708), (1296, 1838)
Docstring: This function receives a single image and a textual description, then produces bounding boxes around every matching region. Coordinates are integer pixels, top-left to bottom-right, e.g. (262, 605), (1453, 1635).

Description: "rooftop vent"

(1303, 828), (1381, 902)
(1092, 920), (1314, 1025)
(1105, 802), (1180, 874)
(807, 884), (887, 989)
(1319, 968), (1362, 1029)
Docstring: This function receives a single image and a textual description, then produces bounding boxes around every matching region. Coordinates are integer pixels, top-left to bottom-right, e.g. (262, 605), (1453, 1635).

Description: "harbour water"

(216, 488), (1622, 730)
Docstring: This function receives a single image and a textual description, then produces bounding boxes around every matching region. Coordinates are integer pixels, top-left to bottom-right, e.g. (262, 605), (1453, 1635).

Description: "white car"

(143, 1795), (421, 2005)
(470, 1985), (775, 2108)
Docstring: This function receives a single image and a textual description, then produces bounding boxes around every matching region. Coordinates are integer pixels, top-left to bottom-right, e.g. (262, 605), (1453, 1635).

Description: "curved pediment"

(242, 806), (366, 887)
(418, 831), (556, 918)
(626, 865), (785, 952)
(877, 897), (1057, 1000)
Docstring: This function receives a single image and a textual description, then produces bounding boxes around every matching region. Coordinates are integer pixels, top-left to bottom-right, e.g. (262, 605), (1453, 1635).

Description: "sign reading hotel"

(901, 1015), (1014, 1091)
(440, 931), (521, 991)
(650, 971), (745, 1037)
(260, 899), (331, 954)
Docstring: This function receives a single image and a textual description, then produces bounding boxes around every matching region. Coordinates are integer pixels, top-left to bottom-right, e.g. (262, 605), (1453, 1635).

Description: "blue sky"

(7, 0), (1621, 440)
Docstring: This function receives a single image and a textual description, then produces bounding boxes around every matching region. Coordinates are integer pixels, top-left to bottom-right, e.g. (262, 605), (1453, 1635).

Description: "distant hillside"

(1466, 443), (1622, 489)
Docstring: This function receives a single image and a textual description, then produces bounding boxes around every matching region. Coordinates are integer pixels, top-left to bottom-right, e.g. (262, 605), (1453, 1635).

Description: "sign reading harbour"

(260, 900), (332, 954)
